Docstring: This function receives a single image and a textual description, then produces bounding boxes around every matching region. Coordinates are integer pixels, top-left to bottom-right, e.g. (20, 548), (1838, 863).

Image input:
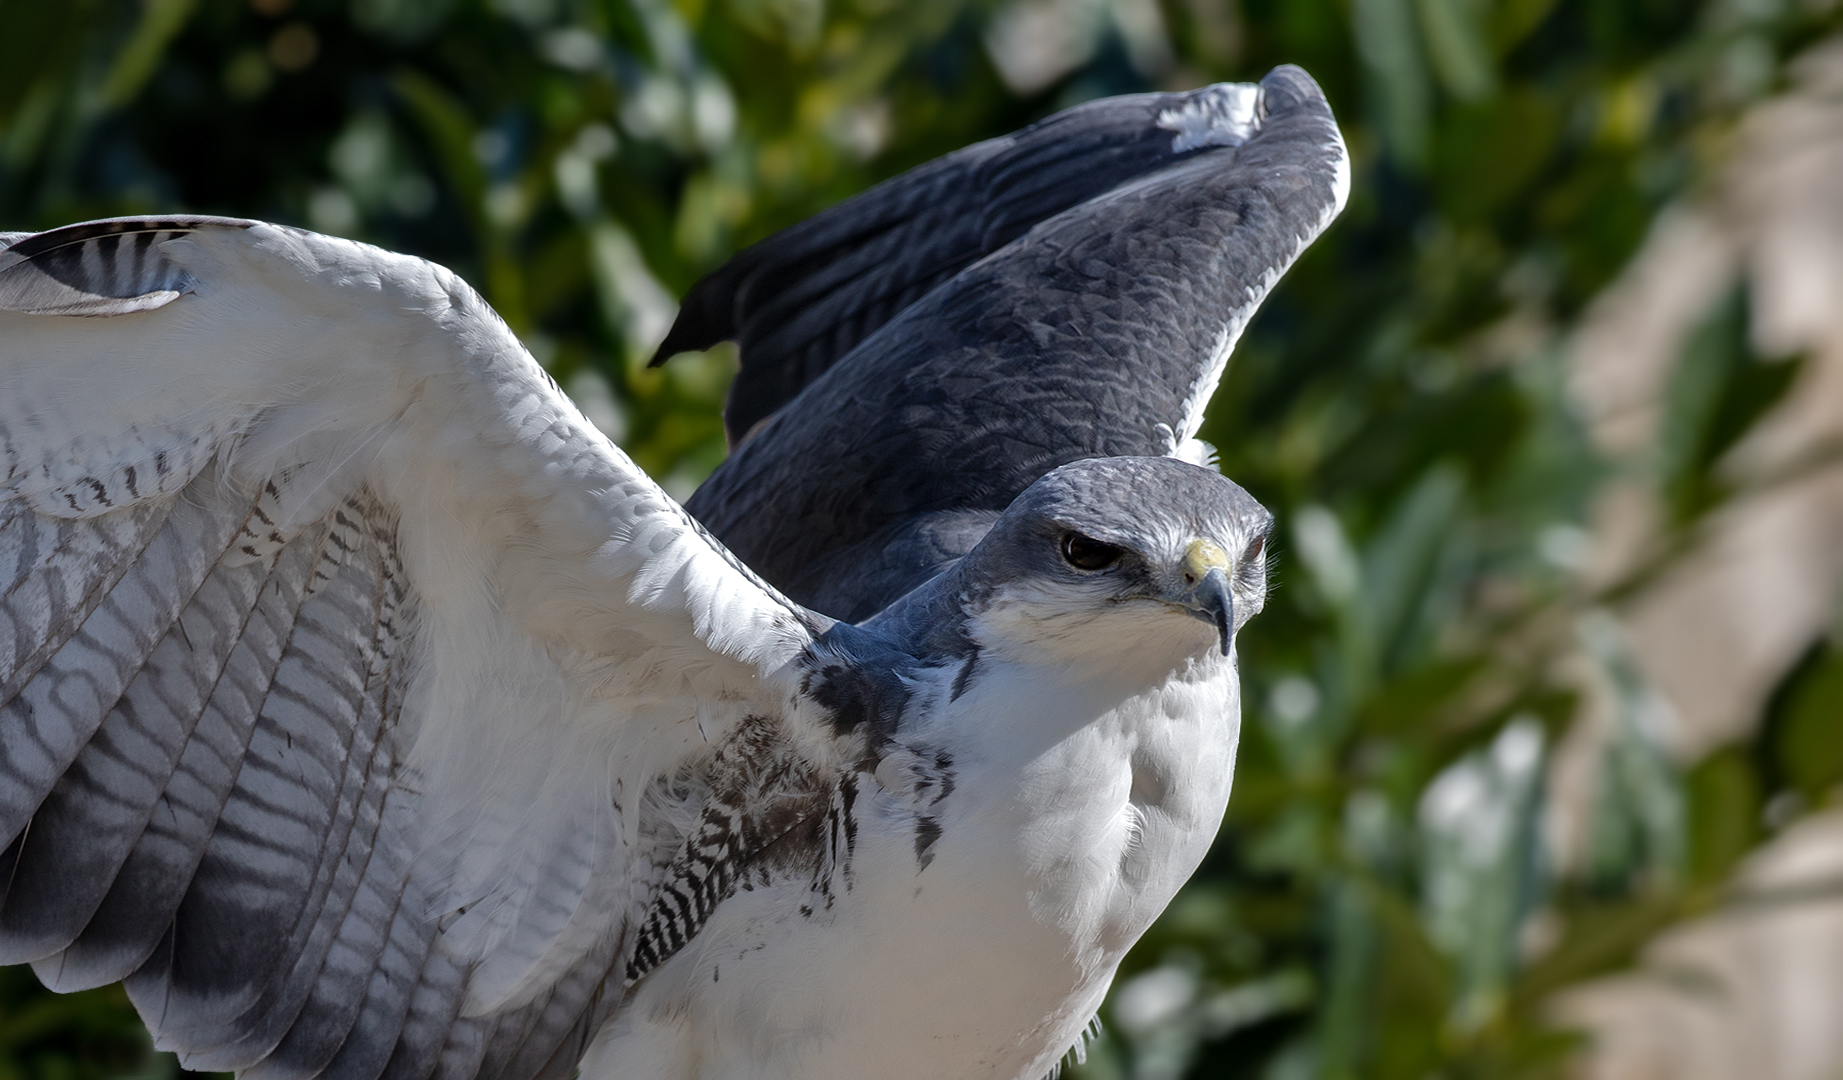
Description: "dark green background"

(3, 0), (1840, 1076)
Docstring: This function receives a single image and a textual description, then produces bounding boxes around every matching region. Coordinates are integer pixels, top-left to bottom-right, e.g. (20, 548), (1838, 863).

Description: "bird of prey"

(0, 63), (1345, 1080)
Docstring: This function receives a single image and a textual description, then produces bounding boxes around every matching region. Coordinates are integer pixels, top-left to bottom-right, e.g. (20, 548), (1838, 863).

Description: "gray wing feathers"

(5, 482), (273, 979)
(46, 526), (325, 989)
(3, 391), (584, 1078)
(0, 495), (172, 713)
(656, 81), (1273, 445)
(489, 944), (624, 1080)
(316, 886), (440, 1080)
(378, 952), (469, 1080)
(242, 545), (415, 1077)
(236, 794), (419, 1078)
(0, 458), (619, 1079)
(140, 503), (390, 1048)
(126, 497), (432, 1078)
(0, 479), (237, 853)
(470, 934), (623, 1080)
(0, 216), (254, 316)
(60, 522), (327, 987)
(649, 143), (1005, 442)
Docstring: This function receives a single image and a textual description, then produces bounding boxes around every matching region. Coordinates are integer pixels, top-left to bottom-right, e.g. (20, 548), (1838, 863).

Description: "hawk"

(0, 65), (1345, 1079)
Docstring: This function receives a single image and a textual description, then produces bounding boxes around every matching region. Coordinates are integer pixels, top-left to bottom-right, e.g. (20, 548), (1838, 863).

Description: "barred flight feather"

(194, 505), (404, 1069)
(62, 523), (329, 988)
(0, 217), (251, 316)
(146, 511), (386, 1050)
(7, 483), (277, 981)
(0, 480), (242, 866)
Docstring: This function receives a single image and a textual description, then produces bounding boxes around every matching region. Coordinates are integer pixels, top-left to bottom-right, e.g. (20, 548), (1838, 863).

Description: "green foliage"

(4, 0), (1843, 1078)
(1660, 287), (1803, 523)
(0, 968), (162, 1080)
(1760, 637), (1843, 804)
(1684, 747), (1760, 885)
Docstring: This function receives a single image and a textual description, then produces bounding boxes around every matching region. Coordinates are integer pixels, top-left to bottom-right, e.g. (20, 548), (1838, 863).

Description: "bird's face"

(960, 457), (1272, 676)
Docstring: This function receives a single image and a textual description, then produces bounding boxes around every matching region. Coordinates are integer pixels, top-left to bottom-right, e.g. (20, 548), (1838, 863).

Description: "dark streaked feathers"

(0, 216), (256, 316)
(0, 461), (635, 1080)
(5, 485), (278, 982)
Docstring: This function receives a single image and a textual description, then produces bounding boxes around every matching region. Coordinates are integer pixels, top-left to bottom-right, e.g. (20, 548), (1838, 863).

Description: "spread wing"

(681, 65), (1349, 621)
(0, 218), (823, 1079)
(652, 73), (1285, 448)
(649, 100), (1212, 445)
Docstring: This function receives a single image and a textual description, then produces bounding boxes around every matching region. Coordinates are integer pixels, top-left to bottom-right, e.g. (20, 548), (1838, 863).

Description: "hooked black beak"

(1185, 567), (1234, 656)
(1172, 538), (1234, 656)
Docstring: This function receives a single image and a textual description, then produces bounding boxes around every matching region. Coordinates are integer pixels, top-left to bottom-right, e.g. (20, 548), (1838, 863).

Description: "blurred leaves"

(1760, 637), (1843, 805)
(1661, 287), (1804, 524)
(1685, 747), (1760, 885)
(4, 0), (1843, 1078)
(0, 968), (163, 1080)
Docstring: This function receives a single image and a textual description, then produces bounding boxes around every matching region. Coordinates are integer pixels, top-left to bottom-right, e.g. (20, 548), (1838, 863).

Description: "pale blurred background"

(1560, 36), (1843, 1080)
(3, 0), (1843, 1077)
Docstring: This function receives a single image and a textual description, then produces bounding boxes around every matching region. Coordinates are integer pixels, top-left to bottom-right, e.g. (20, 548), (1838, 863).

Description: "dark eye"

(1060, 532), (1123, 571)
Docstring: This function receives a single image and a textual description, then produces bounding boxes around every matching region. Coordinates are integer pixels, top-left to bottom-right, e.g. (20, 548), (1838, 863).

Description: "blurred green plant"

(0, 967), (160, 1080)
(4, 0), (1843, 1078)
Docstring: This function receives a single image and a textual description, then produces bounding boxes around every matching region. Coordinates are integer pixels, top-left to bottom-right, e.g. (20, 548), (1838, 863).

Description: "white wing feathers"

(0, 218), (822, 1078)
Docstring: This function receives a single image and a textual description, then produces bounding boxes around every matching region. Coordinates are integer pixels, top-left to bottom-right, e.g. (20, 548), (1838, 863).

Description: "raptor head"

(955, 456), (1272, 675)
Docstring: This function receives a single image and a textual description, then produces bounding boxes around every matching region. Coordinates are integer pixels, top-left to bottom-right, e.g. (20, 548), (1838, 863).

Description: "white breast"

(583, 636), (1242, 1080)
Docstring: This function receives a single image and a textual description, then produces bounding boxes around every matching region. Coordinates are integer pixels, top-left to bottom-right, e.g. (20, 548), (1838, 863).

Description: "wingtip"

(1255, 63), (1351, 220)
(1256, 64), (1329, 111)
(647, 276), (732, 367)
(648, 327), (723, 368)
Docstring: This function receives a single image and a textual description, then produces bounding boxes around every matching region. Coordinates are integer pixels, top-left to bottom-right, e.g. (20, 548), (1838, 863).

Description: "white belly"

(581, 649), (1242, 1080)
